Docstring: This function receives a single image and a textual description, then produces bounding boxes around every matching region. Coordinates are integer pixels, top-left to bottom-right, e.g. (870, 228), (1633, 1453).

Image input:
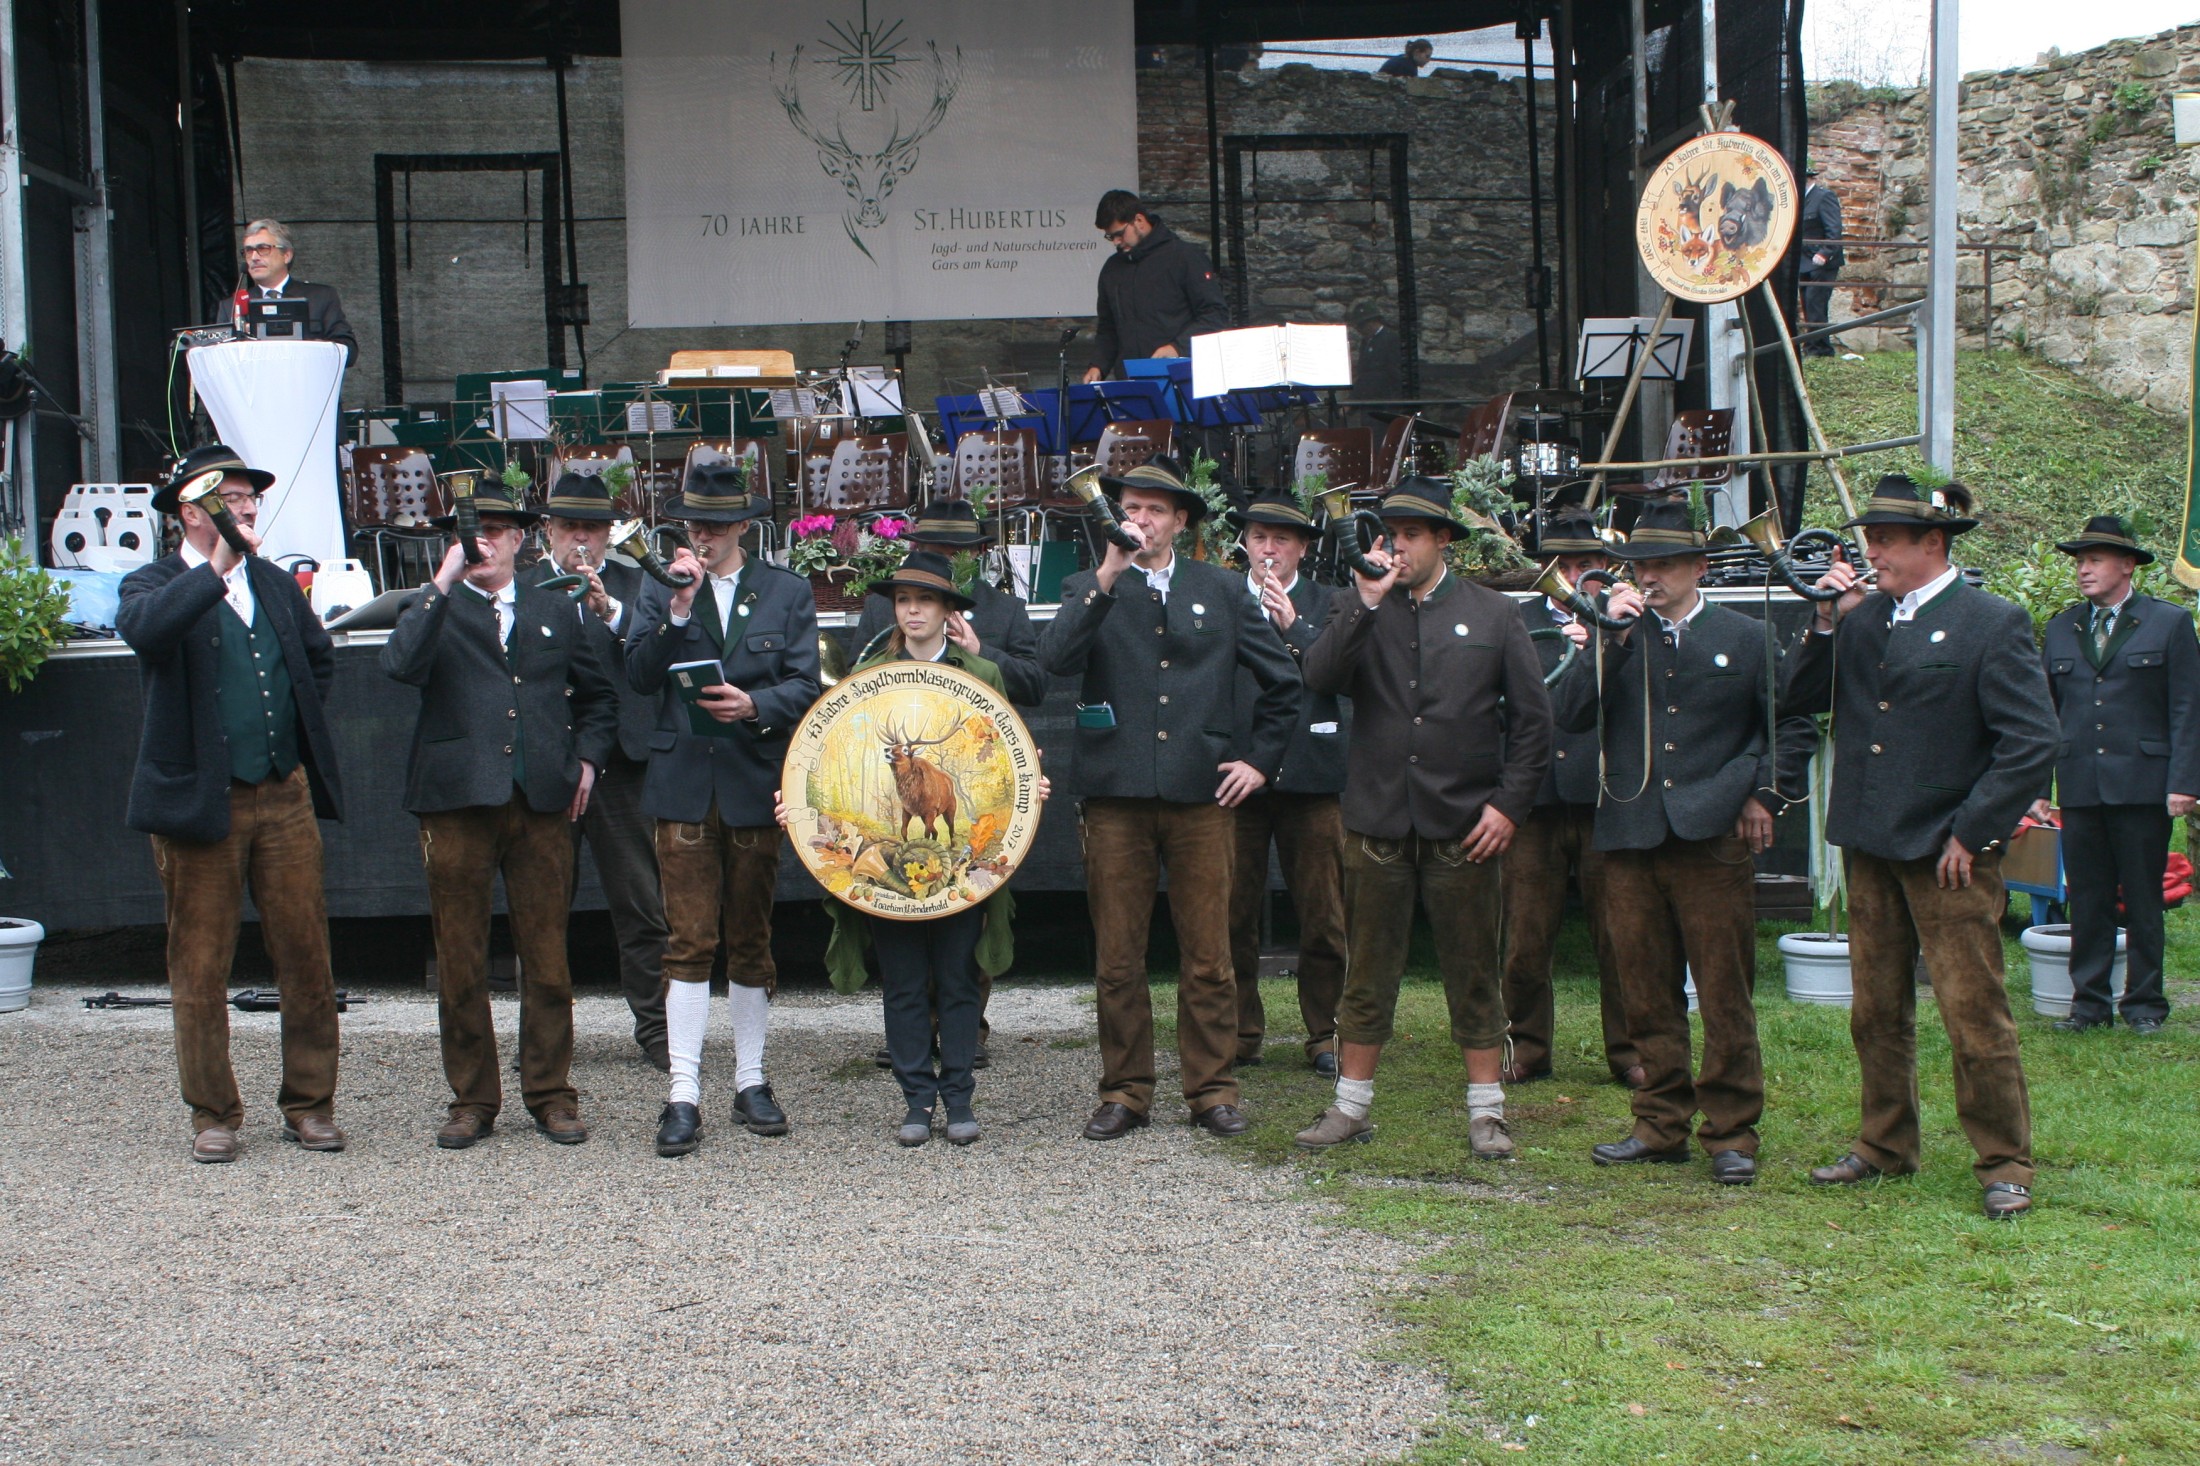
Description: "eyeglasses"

(1103, 226), (1134, 242)
(217, 491), (263, 509)
(242, 243), (285, 255)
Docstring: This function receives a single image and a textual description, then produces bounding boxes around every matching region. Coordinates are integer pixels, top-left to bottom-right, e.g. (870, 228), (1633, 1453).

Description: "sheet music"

(488, 380), (552, 441)
(843, 367), (906, 418)
(1190, 324), (1353, 397)
(626, 400), (675, 433)
(976, 386), (1033, 420)
(767, 387), (826, 418)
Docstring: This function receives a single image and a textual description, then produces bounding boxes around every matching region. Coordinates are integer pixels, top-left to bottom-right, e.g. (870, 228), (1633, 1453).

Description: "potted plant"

(1779, 722), (1854, 1004)
(787, 513), (908, 611)
(1446, 455), (1535, 585)
(0, 535), (69, 1011)
(2018, 923), (2126, 1019)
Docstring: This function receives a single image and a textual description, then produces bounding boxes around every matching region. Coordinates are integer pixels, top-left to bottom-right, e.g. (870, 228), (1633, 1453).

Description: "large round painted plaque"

(782, 660), (1041, 921)
(1636, 131), (1799, 303)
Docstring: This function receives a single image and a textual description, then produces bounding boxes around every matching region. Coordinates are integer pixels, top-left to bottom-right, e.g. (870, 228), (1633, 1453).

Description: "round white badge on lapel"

(1931, 629), (1946, 643)
(1714, 652), (1729, 667)
(1192, 603), (1206, 615)
(1455, 623), (1469, 636)
(738, 604), (751, 617)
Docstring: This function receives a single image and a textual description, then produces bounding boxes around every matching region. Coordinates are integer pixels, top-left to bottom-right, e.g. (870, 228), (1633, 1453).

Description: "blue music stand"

(1090, 379), (1174, 423)
(935, 393), (1048, 447)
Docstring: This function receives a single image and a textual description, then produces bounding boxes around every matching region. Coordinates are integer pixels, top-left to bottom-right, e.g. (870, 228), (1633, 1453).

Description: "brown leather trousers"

(1501, 803), (1636, 1080)
(419, 792), (577, 1121)
(1229, 792), (1347, 1061)
(150, 767), (338, 1132)
(1082, 797), (1240, 1115)
(655, 804), (782, 991)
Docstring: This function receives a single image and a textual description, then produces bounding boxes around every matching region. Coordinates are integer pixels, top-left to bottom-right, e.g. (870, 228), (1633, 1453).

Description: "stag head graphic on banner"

(771, 1), (964, 264)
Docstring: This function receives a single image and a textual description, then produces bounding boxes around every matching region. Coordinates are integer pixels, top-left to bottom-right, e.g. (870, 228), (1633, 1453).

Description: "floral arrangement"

(1445, 453), (1531, 574)
(787, 513), (910, 592)
(1181, 451), (1239, 563)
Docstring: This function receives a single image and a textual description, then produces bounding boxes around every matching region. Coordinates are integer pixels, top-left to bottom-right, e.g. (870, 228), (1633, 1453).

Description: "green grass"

(1150, 900), (2200, 1462)
(1799, 349), (2188, 569)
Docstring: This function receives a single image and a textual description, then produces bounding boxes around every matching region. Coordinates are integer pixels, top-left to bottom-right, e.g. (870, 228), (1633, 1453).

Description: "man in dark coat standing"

(1786, 477), (2058, 1219)
(118, 445), (347, 1164)
(1799, 167), (1845, 357)
(534, 472), (670, 1069)
(1040, 459), (1300, 1140)
(1082, 190), (1231, 382)
(236, 219), (358, 367)
(1293, 477), (1552, 1159)
(1551, 501), (1815, 1187)
(1502, 512), (1640, 1089)
(626, 467), (822, 1156)
(2031, 516), (2200, 1035)
(1224, 490), (1349, 1076)
(850, 497), (1047, 1064)
(381, 480), (619, 1150)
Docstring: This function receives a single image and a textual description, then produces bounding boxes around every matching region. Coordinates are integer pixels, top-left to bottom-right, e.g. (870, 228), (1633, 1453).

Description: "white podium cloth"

(185, 340), (348, 570)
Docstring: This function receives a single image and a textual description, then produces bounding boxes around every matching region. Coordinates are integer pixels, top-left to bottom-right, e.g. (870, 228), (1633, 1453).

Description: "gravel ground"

(0, 983), (1445, 1465)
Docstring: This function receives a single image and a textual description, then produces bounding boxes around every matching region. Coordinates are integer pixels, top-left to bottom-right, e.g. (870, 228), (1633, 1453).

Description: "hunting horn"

(174, 468), (253, 558)
(1060, 464), (1144, 552)
(1531, 560), (1639, 631)
(1313, 486), (1387, 581)
(446, 472), (487, 565)
(607, 518), (697, 589)
(1736, 509), (1850, 603)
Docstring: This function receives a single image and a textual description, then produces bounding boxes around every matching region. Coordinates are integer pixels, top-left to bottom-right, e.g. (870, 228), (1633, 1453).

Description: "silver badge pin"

(1192, 603), (1206, 615)
(540, 625), (552, 637)
(1931, 629), (1946, 643)
(1455, 624), (1469, 636)
(1714, 652), (1729, 667)
(738, 604), (752, 617)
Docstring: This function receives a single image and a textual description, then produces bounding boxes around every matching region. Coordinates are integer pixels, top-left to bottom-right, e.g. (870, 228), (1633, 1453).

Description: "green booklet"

(669, 660), (739, 739)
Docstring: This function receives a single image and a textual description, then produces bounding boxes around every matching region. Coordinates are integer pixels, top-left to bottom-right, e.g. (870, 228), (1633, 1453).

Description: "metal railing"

(1802, 237), (2021, 348)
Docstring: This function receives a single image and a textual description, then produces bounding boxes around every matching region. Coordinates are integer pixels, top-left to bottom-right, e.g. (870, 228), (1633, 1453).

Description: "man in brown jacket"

(1294, 477), (1553, 1157)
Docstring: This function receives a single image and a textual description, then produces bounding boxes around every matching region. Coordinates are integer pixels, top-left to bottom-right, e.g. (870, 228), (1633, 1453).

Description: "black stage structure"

(1, 0), (1815, 934)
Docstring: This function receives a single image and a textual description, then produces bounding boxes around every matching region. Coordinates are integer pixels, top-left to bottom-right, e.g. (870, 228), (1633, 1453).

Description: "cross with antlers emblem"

(823, 0), (904, 112)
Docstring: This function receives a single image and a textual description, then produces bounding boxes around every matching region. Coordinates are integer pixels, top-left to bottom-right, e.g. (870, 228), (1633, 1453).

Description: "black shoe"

(733, 1083), (790, 1136)
(1312, 1050), (1338, 1079)
(872, 1046), (894, 1069)
(1082, 1102), (1150, 1141)
(1710, 1149), (1757, 1186)
(1193, 1104), (1249, 1137)
(1236, 1050), (1265, 1068)
(2128, 1017), (2165, 1035)
(1592, 1135), (1690, 1166)
(639, 1037), (671, 1073)
(655, 1102), (701, 1157)
(971, 1043), (992, 1070)
(2052, 1015), (2112, 1033)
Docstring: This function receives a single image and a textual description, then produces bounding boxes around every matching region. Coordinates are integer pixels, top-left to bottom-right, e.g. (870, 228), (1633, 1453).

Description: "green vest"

(215, 601), (299, 785)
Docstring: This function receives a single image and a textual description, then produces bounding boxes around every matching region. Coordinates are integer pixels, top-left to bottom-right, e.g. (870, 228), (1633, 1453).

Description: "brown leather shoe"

(435, 1113), (494, 1150)
(1081, 1102), (1150, 1142)
(1193, 1103), (1249, 1137)
(1808, 1151), (1883, 1186)
(534, 1107), (589, 1145)
(1982, 1181), (2032, 1220)
(191, 1126), (238, 1164)
(281, 1114), (347, 1152)
(1619, 1065), (1649, 1090)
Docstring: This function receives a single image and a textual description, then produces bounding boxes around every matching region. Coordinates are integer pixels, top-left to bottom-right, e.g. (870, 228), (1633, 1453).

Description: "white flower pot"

(2020, 924), (2125, 1018)
(1779, 932), (1854, 1005)
(0, 918), (43, 1013)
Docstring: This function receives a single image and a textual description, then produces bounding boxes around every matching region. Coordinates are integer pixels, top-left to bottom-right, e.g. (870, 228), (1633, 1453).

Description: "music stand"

(1090, 379), (1172, 424)
(1575, 317), (1695, 382)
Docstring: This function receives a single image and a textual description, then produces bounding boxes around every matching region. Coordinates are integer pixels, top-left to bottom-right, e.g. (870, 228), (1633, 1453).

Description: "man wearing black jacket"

(119, 445), (347, 1164)
(1082, 191), (1231, 382)
(535, 473), (670, 1069)
(237, 219), (357, 367)
(1799, 169), (1845, 357)
(2031, 516), (2200, 1035)
(381, 483), (619, 1151)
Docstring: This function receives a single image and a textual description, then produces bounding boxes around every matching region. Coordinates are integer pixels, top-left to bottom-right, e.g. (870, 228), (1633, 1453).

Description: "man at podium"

(1082, 190), (1230, 383)
(237, 219), (358, 367)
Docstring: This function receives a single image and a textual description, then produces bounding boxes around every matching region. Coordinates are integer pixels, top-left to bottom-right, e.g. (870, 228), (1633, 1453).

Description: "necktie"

(2092, 608), (2113, 658)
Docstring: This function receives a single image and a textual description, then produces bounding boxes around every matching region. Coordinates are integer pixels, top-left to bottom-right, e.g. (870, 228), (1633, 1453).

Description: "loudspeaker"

(51, 483), (158, 570)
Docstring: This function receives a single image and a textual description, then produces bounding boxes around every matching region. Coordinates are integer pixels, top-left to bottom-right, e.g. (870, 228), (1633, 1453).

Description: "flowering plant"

(786, 513), (910, 588)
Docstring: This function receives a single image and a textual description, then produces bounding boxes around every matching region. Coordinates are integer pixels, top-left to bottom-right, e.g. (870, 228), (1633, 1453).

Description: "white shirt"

(1891, 563), (1962, 625)
(1246, 567), (1300, 620)
(466, 578), (518, 645)
(1543, 595), (1573, 624)
(256, 275), (292, 299)
(670, 558), (744, 639)
(1140, 553), (1177, 602)
(179, 540), (255, 627)
(1654, 594), (1707, 645)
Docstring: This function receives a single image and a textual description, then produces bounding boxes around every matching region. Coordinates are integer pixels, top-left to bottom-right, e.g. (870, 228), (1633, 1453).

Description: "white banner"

(621, 0), (1136, 327)
(184, 340), (348, 571)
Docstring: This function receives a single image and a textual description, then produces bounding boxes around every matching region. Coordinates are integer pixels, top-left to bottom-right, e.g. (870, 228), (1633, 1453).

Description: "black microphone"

(1059, 326), (1080, 347)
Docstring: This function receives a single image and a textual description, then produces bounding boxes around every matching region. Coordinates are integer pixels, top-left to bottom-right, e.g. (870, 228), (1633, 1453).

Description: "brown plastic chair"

(1459, 392), (1516, 463)
(952, 428), (1042, 506)
(345, 446), (441, 528)
(820, 434), (910, 513)
(1094, 419), (1174, 477)
(1292, 428), (1374, 492)
(1608, 408), (1736, 497)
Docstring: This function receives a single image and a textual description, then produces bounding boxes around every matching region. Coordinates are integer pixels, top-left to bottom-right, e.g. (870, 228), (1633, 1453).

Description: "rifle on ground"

(82, 989), (364, 1013)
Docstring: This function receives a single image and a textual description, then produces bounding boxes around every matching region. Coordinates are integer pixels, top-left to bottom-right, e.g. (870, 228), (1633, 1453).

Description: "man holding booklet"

(625, 464), (822, 1157)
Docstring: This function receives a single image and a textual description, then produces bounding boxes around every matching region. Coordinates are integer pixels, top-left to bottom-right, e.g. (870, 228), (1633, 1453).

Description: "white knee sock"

(1336, 1077), (1375, 1120)
(1467, 1082), (1505, 1121)
(665, 980), (711, 1107)
(728, 983), (770, 1092)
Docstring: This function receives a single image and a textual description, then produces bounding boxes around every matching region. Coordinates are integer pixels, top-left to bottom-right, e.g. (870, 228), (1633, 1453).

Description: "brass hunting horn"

(1736, 509), (1851, 603)
(1531, 560), (1639, 632)
(1312, 486), (1387, 581)
(444, 471), (487, 565)
(174, 468), (252, 558)
(606, 518), (697, 589)
(1060, 464), (1143, 552)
